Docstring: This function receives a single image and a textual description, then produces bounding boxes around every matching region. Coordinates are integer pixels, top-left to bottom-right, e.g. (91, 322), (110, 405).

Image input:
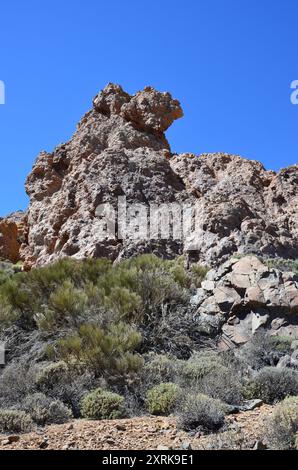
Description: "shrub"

(47, 280), (88, 326)
(0, 362), (37, 407)
(0, 255), (196, 331)
(191, 264), (209, 288)
(81, 388), (125, 420)
(147, 383), (182, 415)
(177, 393), (225, 433)
(178, 351), (225, 385)
(23, 393), (72, 425)
(56, 322), (143, 378)
(35, 362), (95, 417)
(0, 409), (33, 433)
(104, 287), (142, 320)
(35, 361), (69, 391)
(142, 355), (177, 387)
(265, 396), (298, 450)
(244, 367), (298, 403)
(240, 331), (292, 370)
(199, 366), (243, 405)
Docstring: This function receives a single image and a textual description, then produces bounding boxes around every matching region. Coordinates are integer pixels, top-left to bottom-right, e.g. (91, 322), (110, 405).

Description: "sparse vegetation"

(147, 383), (182, 415)
(265, 396), (298, 450)
(244, 367), (298, 403)
(0, 409), (33, 433)
(0, 255), (297, 449)
(177, 393), (225, 433)
(81, 388), (125, 420)
(23, 393), (73, 425)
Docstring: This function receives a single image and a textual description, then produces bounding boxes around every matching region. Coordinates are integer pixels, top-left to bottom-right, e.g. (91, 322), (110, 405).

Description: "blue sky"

(0, 0), (297, 215)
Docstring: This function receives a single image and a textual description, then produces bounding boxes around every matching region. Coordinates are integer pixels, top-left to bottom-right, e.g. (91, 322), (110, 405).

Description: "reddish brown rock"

(0, 211), (27, 264)
(1, 83), (294, 268)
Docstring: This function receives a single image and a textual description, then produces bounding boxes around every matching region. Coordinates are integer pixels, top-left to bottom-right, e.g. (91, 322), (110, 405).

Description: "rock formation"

(0, 83), (297, 268)
(0, 211), (27, 264)
(191, 256), (298, 349)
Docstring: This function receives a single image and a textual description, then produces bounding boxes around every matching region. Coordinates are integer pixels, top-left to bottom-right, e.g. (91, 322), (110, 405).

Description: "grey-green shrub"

(179, 351), (224, 385)
(142, 355), (177, 387)
(81, 388), (125, 420)
(265, 396), (298, 450)
(244, 367), (298, 403)
(35, 362), (95, 417)
(177, 393), (225, 433)
(23, 393), (72, 425)
(0, 362), (36, 407)
(199, 366), (243, 405)
(147, 383), (182, 415)
(0, 409), (33, 433)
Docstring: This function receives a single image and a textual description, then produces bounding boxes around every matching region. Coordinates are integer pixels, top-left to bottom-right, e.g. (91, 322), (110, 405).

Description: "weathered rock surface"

(0, 84), (297, 268)
(192, 256), (298, 348)
(0, 211), (27, 264)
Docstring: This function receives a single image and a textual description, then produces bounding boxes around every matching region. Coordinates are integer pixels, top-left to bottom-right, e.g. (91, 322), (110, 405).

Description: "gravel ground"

(0, 405), (274, 451)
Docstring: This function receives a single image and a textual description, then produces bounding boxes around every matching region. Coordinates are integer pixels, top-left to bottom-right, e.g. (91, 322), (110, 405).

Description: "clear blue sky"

(0, 0), (297, 216)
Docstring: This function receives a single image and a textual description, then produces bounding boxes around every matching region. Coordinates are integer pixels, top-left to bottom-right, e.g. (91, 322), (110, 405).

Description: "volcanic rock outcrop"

(191, 256), (298, 349)
(0, 83), (297, 268)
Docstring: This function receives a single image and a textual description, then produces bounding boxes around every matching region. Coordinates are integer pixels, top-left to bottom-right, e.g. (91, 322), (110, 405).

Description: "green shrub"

(142, 355), (177, 387)
(104, 287), (142, 320)
(244, 367), (298, 403)
(0, 409), (33, 433)
(191, 264), (209, 288)
(35, 361), (69, 390)
(177, 393), (225, 433)
(147, 383), (182, 415)
(56, 322), (143, 378)
(0, 255), (196, 331)
(265, 396), (298, 450)
(178, 351), (224, 385)
(81, 388), (125, 420)
(48, 281), (88, 324)
(23, 393), (72, 425)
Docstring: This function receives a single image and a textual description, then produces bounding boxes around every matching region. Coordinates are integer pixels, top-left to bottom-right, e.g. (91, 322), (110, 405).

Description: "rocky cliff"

(0, 84), (297, 268)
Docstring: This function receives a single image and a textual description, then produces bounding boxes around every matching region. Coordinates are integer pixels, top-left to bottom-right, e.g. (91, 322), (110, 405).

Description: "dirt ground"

(0, 404), (275, 451)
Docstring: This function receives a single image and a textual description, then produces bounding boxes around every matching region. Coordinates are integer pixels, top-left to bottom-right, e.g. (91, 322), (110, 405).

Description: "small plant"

(240, 330), (292, 370)
(191, 263), (209, 288)
(147, 383), (182, 415)
(81, 388), (125, 420)
(0, 362), (37, 408)
(35, 361), (69, 391)
(178, 351), (225, 385)
(177, 393), (225, 433)
(0, 409), (33, 433)
(244, 367), (298, 403)
(23, 393), (72, 425)
(265, 396), (298, 450)
(49, 280), (88, 323)
(142, 354), (177, 387)
(35, 362), (95, 417)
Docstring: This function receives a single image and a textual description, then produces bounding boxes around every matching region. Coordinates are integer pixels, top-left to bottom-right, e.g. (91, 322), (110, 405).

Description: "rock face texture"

(0, 83), (297, 268)
(191, 256), (298, 349)
(0, 211), (27, 264)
